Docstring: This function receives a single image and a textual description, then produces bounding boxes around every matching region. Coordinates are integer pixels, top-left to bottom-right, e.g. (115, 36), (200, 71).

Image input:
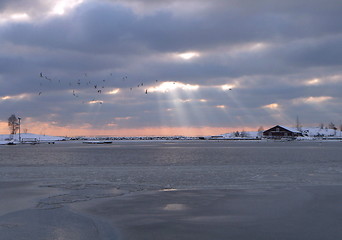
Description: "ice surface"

(1, 141), (342, 239)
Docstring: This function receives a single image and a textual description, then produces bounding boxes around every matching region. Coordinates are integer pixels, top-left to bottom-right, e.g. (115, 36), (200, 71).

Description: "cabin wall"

(263, 126), (299, 139)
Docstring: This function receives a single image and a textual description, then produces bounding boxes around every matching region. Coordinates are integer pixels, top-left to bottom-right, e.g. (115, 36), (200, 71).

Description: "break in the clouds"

(0, 0), (342, 136)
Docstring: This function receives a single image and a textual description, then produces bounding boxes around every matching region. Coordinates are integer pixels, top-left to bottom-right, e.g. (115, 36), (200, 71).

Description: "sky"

(1, 0), (342, 137)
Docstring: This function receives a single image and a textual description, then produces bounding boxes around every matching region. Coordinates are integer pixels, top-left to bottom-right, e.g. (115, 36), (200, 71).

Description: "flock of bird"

(38, 72), (155, 104)
(37, 72), (233, 105)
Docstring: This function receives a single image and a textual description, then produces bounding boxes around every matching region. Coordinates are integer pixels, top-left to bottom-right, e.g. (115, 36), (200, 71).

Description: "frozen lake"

(1, 141), (342, 239)
(1, 140), (341, 188)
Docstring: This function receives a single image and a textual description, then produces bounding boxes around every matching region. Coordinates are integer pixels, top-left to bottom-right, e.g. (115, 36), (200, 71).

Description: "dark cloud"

(4, 0), (341, 53)
(281, 36), (342, 67)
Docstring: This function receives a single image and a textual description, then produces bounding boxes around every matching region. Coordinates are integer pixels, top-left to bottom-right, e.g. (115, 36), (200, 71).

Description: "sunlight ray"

(149, 81), (199, 93)
(261, 103), (294, 127)
(224, 90), (260, 128)
(177, 51), (200, 60)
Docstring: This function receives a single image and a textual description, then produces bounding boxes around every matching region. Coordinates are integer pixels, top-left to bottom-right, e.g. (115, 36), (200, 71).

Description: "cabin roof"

(264, 125), (302, 133)
(277, 125), (301, 133)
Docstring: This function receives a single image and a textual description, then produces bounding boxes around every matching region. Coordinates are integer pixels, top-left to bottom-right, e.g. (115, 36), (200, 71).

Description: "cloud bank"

(1, 0), (341, 136)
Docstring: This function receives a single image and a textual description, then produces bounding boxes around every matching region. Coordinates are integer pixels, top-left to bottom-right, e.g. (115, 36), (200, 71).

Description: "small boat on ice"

(83, 140), (113, 144)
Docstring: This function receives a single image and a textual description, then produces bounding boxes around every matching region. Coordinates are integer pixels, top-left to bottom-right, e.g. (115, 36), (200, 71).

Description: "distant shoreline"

(1, 130), (342, 145)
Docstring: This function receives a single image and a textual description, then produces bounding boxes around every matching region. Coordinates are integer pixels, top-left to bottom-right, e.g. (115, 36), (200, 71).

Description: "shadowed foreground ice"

(0, 141), (342, 239)
(0, 208), (117, 240)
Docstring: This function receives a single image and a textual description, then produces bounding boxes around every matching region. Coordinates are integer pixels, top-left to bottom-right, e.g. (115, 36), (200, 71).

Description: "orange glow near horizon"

(0, 121), (258, 137)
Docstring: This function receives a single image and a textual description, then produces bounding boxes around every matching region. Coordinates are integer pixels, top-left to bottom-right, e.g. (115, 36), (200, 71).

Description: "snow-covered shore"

(1, 126), (341, 145)
(0, 133), (66, 144)
(217, 127), (342, 140)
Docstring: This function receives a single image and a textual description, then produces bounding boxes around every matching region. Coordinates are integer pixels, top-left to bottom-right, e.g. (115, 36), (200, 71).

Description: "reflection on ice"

(163, 203), (187, 211)
(159, 188), (178, 192)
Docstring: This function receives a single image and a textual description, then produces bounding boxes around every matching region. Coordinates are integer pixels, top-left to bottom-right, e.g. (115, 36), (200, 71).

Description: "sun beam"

(177, 52), (200, 60)
(107, 88), (120, 95)
(1, 93), (31, 101)
(88, 100), (103, 104)
(293, 96), (333, 104)
(10, 13), (30, 21)
(149, 82), (199, 93)
(50, 0), (84, 15)
(262, 103), (279, 110)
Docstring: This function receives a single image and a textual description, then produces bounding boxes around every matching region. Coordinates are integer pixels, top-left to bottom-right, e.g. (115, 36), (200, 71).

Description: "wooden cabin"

(263, 125), (302, 139)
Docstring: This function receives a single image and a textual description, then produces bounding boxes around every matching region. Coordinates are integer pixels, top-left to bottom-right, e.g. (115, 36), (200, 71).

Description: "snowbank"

(301, 127), (341, 137)
(0, 133), (66, 142)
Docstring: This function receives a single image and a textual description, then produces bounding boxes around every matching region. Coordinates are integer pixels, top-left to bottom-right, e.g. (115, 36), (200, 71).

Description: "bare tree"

(8, 114), (19, 138)
(296, 115), (302, 131)
(234, 131), (240, 137)
(257, 126), (264, 138)
(328, 122), (337, 130)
